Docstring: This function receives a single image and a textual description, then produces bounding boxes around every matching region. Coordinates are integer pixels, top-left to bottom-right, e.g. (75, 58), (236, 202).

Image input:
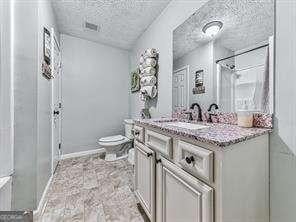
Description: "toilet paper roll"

(144, 57), (157, 67)
(140, 76), (157, 86)
(143, 48), (158, 58)
(140, 85), (157, 98)
(141, 67), (156, 76)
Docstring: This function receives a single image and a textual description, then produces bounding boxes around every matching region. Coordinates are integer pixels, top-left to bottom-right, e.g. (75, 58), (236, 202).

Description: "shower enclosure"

(216, 36), (274, 113)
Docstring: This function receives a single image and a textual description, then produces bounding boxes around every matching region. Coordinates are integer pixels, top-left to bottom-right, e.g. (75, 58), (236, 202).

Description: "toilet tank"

(124, 119), (134, 139)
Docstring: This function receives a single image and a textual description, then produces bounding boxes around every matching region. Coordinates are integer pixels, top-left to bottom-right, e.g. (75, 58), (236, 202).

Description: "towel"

(143, 48), (158, 58)
(139, 55), (145, 64)
(140, 85), (157, 98)
(144, 57), (157, 68)
(141, 67), (156, 76)
(140, 76), (157, 86)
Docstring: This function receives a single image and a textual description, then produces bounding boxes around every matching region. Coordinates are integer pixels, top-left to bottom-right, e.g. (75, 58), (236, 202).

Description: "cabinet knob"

(156, 159), (161, 164)
(185, 156), (195, 164)
(146, 153), (152, 157)
(134, 131), (140, 136)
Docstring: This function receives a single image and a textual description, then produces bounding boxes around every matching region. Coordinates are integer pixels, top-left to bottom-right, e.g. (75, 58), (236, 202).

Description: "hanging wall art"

(42, 27), (53, 79)
(138, 48), (159, 101)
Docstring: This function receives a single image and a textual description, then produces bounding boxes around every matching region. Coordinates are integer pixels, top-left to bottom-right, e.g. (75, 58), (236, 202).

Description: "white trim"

(61, 148), (105, 160)
(33, 174), (53, 218)
(51, 28), (62, 174)
(268, 35), (274, 114)
(173, 65), (190, 109)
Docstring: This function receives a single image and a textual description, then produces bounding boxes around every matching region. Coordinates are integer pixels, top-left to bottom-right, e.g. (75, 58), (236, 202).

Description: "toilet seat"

(98, 135), (130, 147)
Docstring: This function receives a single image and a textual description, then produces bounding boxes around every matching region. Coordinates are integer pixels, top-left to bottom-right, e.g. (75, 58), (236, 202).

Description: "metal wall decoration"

(131, 69), (140, 93)
(138, 48), (159, 101)
(42, 27), (52, 79)
(192, 69), (205, 94)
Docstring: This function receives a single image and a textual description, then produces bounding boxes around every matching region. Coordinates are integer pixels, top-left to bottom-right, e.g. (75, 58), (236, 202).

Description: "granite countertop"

(134, 118), (271, 147)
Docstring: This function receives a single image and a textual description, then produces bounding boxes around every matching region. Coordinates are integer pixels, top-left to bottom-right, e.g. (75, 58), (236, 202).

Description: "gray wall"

(12, 0), (38, 210)
(270, 1), (296, 221)
(173, 42), (214, 109)
(12, 0), (59, 210)
(0, 0), (14, 177)
(129, 0), (207, 118)
(61, 34), (130, 154)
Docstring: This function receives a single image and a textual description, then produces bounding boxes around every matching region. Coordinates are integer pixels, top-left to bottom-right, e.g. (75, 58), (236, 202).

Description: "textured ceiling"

(173, 0), (274, 60)
(51, 0), (171, 50)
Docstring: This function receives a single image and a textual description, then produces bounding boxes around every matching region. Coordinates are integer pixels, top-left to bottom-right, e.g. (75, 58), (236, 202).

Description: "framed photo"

(193, 69), (205, 94)
(131, 69), (140, 93)
(43, 27), (51, 65)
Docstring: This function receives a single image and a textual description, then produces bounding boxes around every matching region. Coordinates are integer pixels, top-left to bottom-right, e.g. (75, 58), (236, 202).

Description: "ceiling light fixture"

(202, 21), (223, 37)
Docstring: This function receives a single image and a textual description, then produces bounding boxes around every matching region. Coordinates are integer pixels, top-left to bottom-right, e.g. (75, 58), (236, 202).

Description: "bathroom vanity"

(133, 119), (270, 222)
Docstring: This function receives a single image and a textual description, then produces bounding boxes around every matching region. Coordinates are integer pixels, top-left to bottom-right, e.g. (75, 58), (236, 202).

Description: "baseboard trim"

(33, 174), (53, 218)
(61, 148), (105, 160)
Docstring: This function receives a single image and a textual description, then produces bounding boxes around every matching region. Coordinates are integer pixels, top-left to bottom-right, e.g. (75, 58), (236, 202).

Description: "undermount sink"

(166, 121), (210, 130)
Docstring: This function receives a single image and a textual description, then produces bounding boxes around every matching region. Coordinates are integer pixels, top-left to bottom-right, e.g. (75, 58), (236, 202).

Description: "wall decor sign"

(193, 69), (205, 94)
(42, 27), (52, 79)
(131, 69), (140, 93)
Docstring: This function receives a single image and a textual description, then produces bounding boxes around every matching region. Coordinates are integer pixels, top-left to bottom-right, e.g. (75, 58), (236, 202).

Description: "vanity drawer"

(177, 140), (214, 183)
(133, 125), (144, 143)
(145, 129), (172, 158)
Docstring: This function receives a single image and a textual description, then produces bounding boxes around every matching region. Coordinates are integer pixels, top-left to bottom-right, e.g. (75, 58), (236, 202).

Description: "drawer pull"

(185, 156), (195, 164)
(146, 153), (153, 157)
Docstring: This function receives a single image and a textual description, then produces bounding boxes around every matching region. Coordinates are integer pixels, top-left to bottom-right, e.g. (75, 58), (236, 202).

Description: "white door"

(172, 66), (189, 111)
(51, 31), (62, 174)
(158, 157), (213, 222)
(134, 141), (156, 222)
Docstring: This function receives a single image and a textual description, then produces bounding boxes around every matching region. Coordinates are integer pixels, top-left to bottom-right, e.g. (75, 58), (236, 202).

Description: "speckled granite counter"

(134, 118), (271, 147)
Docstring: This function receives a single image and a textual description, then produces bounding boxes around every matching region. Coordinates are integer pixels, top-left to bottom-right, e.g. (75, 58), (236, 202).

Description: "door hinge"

(58, 143), (61, 150)
(59, 102), (62, 108)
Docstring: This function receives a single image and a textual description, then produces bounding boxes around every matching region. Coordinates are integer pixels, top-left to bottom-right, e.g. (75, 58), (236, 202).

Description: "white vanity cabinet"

(134, 124), (269, 222)
(157, 156), (213, 222)
(134, 141), (156, 221)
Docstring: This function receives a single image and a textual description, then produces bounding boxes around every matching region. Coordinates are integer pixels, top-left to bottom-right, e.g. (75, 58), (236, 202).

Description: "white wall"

(270, 1), (296, 221)
(129, 0), (207, 118)
(61, 34), (130, 154)
(173, 42), (214, 109)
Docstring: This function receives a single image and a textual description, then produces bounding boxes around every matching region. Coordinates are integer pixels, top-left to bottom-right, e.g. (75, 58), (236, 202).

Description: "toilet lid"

(99, 135), (125, 143)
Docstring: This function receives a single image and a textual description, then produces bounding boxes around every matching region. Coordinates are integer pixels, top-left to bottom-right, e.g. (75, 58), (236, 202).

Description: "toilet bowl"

(98, 119), (134, 161)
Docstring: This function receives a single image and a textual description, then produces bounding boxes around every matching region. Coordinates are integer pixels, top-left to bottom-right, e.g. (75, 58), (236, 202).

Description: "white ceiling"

(173, 0), (274, 59)
(51, 0), (171, 50)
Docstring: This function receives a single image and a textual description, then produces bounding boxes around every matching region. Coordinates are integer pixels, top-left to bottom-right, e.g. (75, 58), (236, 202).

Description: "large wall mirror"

(173, 0), (274, 114)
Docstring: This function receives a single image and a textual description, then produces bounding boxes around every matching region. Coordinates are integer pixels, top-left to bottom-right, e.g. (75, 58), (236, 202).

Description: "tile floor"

(37, 154), (147, 222)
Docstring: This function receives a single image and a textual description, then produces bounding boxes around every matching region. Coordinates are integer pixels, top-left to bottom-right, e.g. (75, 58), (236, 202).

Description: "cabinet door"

(134, 141), (156, 221)
(158, 157), (213, 222)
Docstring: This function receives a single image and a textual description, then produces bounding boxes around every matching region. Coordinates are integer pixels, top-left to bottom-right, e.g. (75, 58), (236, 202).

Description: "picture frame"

(193, 69), (205, 94)
(131, 69), (140, 93)
(43, 27), (51, 65)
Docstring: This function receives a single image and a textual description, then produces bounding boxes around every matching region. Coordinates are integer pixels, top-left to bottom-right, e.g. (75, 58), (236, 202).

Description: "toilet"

(98, 119), (134, 161)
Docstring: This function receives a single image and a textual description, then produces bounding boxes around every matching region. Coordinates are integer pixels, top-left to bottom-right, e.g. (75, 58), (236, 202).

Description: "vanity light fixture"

(202, 21), (223, 37)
